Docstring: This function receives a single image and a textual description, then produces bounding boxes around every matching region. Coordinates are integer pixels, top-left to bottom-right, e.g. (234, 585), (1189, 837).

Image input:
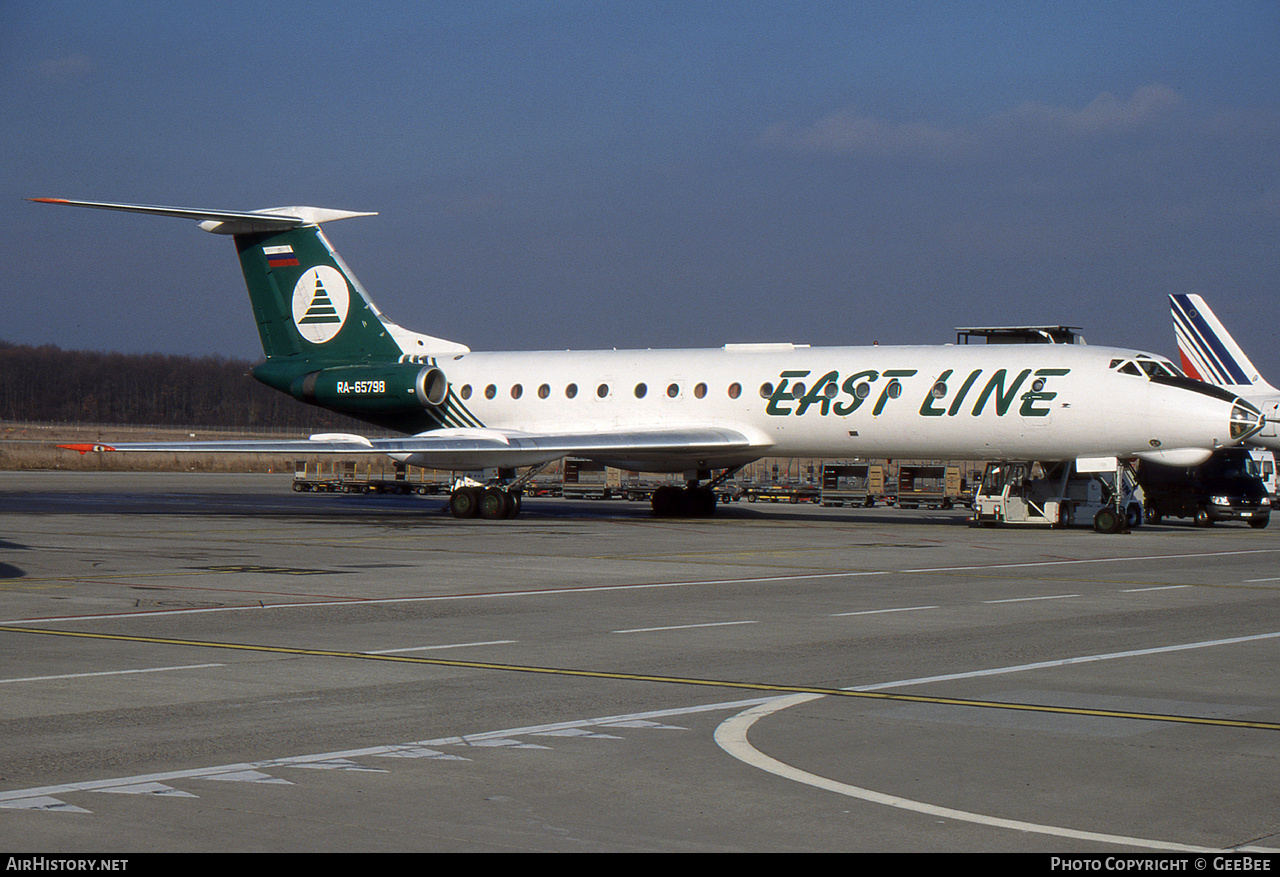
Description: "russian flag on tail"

(264, 244), (299, 268)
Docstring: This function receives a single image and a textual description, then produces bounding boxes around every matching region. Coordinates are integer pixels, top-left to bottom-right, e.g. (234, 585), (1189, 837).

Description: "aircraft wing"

(59, 426), (769, 471)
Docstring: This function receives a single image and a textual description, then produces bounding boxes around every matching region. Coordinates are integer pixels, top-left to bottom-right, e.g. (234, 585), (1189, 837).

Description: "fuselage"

(407, 342), (1255, 471)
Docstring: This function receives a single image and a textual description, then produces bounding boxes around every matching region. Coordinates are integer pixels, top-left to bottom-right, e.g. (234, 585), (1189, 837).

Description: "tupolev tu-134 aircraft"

(34, 197), (1263, 522)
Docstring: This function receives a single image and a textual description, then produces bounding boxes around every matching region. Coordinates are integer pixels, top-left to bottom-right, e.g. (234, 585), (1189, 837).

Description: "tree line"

(0, 341), (366, 431)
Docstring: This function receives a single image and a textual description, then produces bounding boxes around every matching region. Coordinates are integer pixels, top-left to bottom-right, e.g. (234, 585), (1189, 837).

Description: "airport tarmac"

(0, 471), (1277, 853)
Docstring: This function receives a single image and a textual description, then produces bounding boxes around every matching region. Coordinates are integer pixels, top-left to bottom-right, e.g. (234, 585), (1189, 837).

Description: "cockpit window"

(1113, 357), (1185, 379)
(1136, 358), (1181, 378)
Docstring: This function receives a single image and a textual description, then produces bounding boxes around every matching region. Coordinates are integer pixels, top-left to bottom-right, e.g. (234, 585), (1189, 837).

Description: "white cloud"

(1006, 85), (1183, 136)
(759, 85), (1185, 159)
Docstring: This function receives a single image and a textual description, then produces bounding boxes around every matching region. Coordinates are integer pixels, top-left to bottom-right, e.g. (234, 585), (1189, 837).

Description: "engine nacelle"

(290, 363), (448, 414)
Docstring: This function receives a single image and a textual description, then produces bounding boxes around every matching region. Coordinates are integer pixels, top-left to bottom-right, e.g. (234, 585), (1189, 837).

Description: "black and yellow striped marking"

(3, 624), (1277, 732)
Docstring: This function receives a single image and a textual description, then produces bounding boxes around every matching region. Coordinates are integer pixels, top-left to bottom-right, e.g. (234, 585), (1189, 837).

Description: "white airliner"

(1170, 293), (1279, 452)
(33, 198), (1263, 521)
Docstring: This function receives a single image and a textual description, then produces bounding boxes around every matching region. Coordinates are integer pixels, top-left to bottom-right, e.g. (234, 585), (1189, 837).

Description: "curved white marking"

(714, 695), (1219, 852)
(715, 632), (1280, 852)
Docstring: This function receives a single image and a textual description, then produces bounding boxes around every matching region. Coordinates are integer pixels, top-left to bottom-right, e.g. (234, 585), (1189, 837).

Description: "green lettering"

(919, 369), (954, 417)
(795, 370), (840, 416)
(947, 369), (983, 416)
(1019, 368), (1070, 417)
(834, 370), (878, 416)
(766, 370), (809, 416)
(873, 369), (917, 416)
(971, 369), (1031, 416)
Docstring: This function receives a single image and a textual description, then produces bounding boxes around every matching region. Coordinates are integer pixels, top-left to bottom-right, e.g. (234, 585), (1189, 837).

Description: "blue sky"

(4, 1), (1278, 381)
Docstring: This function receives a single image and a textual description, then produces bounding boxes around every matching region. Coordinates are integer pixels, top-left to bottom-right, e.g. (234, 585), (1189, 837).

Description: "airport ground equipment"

(820, 462), (886, 507)
(292, 459), (447, 495)
(741, 482), (821, 503)
(894, 463), (962, 509)
(972, 459), (1144, 532)
(561, 458), (618, 500)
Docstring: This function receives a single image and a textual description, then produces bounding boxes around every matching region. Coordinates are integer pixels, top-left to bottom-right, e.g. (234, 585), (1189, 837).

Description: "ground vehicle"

(292, 459), (446, 494)
(894, 464), (963, 509)
(741, 482), (821, 503)
(561, 458), (619, 499)
(1139, 448), (1271, 527)
(1249, 449), (1276, 496)
(972, 460), (1144, 532)
(820, 463), (886, 507)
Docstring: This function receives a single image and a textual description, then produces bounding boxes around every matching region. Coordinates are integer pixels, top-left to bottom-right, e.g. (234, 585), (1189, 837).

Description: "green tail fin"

(233, 226), (405, 364)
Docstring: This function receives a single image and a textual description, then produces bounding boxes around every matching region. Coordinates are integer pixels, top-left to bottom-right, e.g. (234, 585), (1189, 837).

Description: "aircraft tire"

(449, 487), (481, 519)
(504, 491), (522, 519)
(687, 486), (717, 517)
(479, 487), (511, 520)
(1093, 507), (1121, 534)
(651, 485), (682, 517)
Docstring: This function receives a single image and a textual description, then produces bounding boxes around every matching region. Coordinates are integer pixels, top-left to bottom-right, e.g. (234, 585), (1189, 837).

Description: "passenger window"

(759, 382), (773, 398)
(597, 383), (609, 398)
(538, 384), (550, 399)
(728, 382), (742, 399)
(566, 383), (578, 399)
(484, 384), (497, 399)
(511, 384), (523, 399)
(634, 383), (647, 398)
(667, 383), (679, 398)
(694, 383), (707, 399)
(460, 384), (472, 400)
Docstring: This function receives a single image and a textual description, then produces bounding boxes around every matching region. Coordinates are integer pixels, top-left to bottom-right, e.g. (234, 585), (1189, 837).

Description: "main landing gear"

(446, 464), (546, 520)
(448, 484), (523, 520)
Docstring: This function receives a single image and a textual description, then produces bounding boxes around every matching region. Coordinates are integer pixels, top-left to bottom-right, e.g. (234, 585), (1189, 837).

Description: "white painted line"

(715, 697), (1220, 853)
(1245, 577), (1280, 583)
(832, 605), (938, 617)
(0, 664), (224, 684)
(5, 547), (1275, 626)
(982, 594), (1080, 604)
(1121, 585), (1191, 592)
(715, 629), (1280, 852)
(0, 697), (780, 806)
(614, 621), (757, 634)
(370, 640), (516, 654)
(851, 630), (1280, 692)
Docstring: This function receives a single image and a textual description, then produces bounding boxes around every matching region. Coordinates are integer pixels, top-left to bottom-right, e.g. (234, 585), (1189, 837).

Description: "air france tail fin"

(30, 198), (469, 368)
(1169, 293), (1277, 393)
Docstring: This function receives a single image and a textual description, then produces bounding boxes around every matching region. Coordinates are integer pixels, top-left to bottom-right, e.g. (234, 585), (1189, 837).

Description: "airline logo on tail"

(1170, 293), (1258, 387)
(291, 265), (350, 344)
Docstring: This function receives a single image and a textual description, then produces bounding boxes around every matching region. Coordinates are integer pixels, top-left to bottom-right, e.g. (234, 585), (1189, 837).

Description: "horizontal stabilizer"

(30, 198), (375, 235)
